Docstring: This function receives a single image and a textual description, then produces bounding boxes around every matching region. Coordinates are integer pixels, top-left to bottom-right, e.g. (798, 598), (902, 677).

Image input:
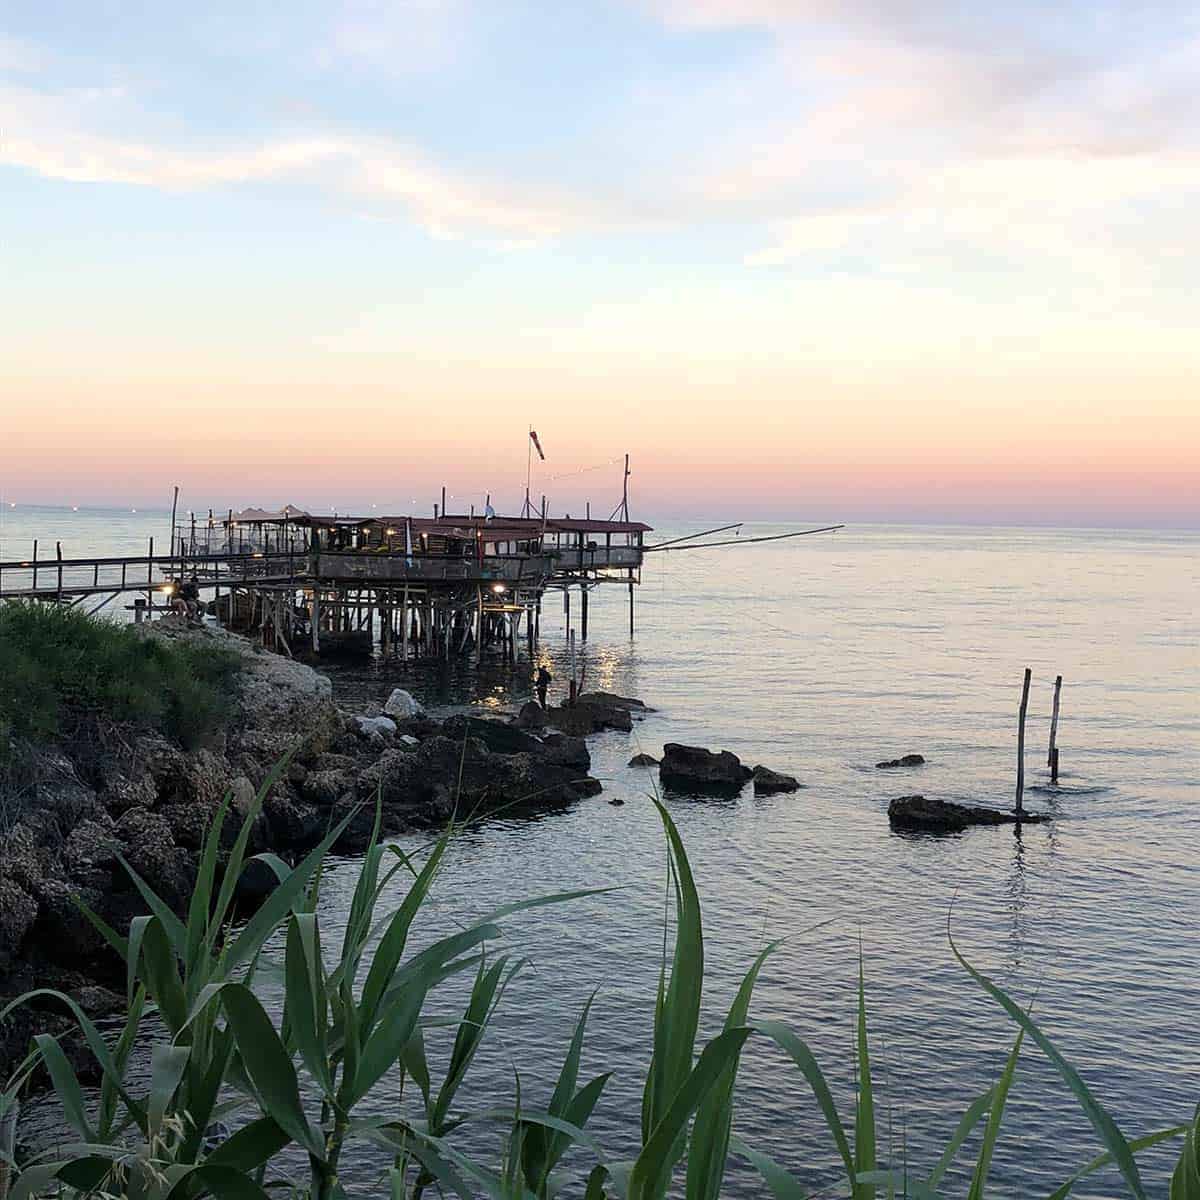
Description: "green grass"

(0, 603), (240, 756)
(0, 772), (1193, 1199)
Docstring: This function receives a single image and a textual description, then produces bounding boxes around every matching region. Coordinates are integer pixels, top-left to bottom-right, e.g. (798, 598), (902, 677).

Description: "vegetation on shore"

(0, 605), (240, 760)
(0, 761), (1194, 1200)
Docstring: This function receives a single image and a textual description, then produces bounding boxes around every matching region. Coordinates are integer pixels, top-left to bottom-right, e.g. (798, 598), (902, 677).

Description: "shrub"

(0, 603), (240, 756)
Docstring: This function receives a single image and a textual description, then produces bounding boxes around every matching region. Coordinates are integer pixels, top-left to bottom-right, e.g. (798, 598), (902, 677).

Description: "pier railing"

(0, 547), (306, 603)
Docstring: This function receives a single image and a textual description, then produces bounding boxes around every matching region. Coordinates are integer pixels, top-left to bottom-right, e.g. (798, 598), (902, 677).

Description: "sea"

(3, 505), (1197, 1197)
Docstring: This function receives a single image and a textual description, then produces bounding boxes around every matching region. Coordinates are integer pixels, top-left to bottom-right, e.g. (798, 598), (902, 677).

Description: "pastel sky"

(2, 1), (1198, 525)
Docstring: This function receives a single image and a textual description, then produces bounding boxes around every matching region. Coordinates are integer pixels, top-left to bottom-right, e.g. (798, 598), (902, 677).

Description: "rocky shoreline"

(0, 618), (642, 1079)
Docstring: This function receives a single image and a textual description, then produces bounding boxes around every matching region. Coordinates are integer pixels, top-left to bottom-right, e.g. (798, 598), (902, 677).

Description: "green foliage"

(0, 774), (1192, 1200)
(0, 603), (240, 755)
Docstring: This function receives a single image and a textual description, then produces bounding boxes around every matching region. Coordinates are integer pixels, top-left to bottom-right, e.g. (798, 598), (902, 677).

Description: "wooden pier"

(0, 506), (650, 663)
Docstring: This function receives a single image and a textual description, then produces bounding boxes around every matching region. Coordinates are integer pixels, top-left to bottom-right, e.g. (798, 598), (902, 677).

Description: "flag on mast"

(530, 429), (545, 460)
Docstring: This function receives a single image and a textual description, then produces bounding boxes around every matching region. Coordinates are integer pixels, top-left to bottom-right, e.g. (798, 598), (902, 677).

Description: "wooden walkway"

(0, 550), (305, 606)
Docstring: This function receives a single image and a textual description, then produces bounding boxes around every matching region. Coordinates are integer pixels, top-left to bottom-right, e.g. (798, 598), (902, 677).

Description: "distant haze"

(2, 3), (1198, 528)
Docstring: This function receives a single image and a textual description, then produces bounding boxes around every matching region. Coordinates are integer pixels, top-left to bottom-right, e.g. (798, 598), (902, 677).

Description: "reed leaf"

(1170, 1105), (1200, 1200)
(949, 929), (1147, 1199)
(629, 1026), (754, 1200)
(925, 1085), (994, 1194)
(1043, 1123), (1191, 1200)
(686, 941), (779, 1200)
(220, 983), (324, 1159)
(641, 798), (704, 1183)
(966, 1028), (1024, 1199)
(854, 953), (876, 1200)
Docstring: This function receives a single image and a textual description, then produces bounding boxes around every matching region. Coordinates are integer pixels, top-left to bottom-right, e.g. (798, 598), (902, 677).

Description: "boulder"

(659, 744), (751, 795)
(887, 795), (1046, 833)
(261, 785), (324, 848)
(96, 759), (158, 815)
(876, 754), (926, 769)
(442, 716), (543, 756)
(0, 878), (38, 970)
(301, 767), (358, 808)
(752, 765), (801, 795)
(628, 753), (659, 767)
(539, 733), (591, 771)
(29, 878), (109, 962)
(115, 809), (194, 906)
(356, 748), (422, 806)
(354, 714), (397, 742)
(142, 621), (341, 760)
(609, 797), (626, 807)
(62, 818), (120, 885)
(383, 689), (424, 720)
(577, 691), (649, 711)
(515, 701), (549, 730)
(546, 701), (633, 736)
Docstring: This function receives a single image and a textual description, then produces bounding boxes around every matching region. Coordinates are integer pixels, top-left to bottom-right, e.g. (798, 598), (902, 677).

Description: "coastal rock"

(62, 818), (120, 885)
(356, 747), (423, 806)
(515, 701), (549, 730)
(178, 749), (234, 807)
(0, 879), (38, 970)
(546, 701), (633, 736)
(540, 733), (591, 771)
(142, 619), (341, 759)
(659, 743), (751, 795)
(876, 754), (926, 769)
(628, 753), (659, 767)
(354, 714), (397, 742)
(30, 878), (108, 962)
(383, 688), (424, 720)
(96, 758), (158, 814)
(577, 691), (649, 711)
(302, 768), (358, 808)
(442, 715), (543, 756)
(115, 809), (194, 906)
(609, 797), (625, 807)
(887, 795), (1045, 832)
(262, 785), (324, 848)
(752, 765), (801, 795)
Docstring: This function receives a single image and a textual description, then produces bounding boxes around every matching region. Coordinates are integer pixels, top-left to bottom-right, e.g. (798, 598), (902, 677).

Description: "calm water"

(6, 506), (1198, 1196)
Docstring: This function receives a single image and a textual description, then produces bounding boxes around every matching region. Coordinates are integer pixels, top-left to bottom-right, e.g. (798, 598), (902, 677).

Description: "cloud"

(0, 82), (588, 241)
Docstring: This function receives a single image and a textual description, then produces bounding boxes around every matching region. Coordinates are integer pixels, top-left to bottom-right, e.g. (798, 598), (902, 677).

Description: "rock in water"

(659, 743), (751, 795)
(515, 701), (549, 730)
(887, 794), (1045, 832)
(383, 688), (424, 720)
(752, 765), (801, 794)
(876, 754), (926, 769)
(628, 753), (659, 767)
(577, 691), (650, 711)
(442, 715), (544, 755)
(546, 701), (633, 735)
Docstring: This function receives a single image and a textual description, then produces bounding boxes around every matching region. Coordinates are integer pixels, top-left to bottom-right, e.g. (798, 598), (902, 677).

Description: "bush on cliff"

(0, 604), (240, 756)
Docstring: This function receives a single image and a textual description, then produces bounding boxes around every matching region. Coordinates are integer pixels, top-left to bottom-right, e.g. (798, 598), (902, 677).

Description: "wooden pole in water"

(475, 584), (484, 666)
(580, 586), (588, 641)
(628, 580), (635, 638)
(1048, 674), (1063, 767)
(55, 541), (63, 603)
(1015, 666), (1031, 814)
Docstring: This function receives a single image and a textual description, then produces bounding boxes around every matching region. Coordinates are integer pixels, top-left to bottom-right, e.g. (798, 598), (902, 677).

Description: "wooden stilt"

(475, 585), (484, 665)
(1048, 674), (1063, 766)
(581, 587), (589, 641)
(1016, 666), (1031, 815)
(628, 580), (635, 638)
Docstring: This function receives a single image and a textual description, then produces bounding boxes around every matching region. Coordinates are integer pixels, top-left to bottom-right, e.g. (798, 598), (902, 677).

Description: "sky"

(1, 1), (1198, 526)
